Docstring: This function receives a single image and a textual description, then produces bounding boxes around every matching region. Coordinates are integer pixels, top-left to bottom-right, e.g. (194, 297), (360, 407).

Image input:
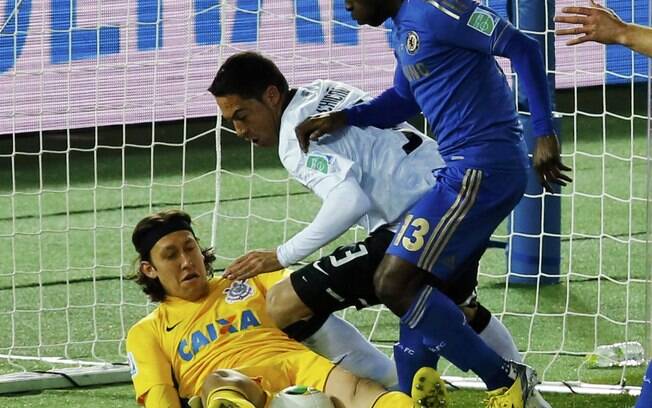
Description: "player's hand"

(554, 0), (627, 46)
(295, 111), (347, 153)
(532, 134), (573, 193)
(224, 250), (283, 280)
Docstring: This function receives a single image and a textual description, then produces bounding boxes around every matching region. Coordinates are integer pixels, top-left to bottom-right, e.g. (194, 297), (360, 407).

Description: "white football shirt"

(276, 80), (445, 266)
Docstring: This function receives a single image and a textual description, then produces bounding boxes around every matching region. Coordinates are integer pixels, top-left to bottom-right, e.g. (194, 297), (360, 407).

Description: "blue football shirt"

(347, 0), (554, 170)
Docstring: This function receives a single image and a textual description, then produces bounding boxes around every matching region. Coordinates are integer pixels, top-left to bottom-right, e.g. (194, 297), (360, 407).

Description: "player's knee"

(201, 369), (233, 393)
(373, 257), (423, 315)
(466, 302), (492, 334)
(373, 259), (398, 299)
(201, 369), (264, 407)
(373, 266), (396, 306)
(201, 369), (240, 400)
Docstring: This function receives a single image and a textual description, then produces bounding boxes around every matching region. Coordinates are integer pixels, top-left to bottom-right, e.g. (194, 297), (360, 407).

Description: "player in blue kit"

(296, 1), (571, 407)
(635, 362), (652, 408)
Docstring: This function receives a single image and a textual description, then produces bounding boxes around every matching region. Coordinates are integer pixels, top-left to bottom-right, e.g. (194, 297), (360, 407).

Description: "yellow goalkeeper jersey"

(126, 270), (306, 403)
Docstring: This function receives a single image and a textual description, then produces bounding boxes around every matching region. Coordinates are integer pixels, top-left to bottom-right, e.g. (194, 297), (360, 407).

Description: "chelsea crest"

(224, 280), (255, 304)
(406, 31), (419, 55)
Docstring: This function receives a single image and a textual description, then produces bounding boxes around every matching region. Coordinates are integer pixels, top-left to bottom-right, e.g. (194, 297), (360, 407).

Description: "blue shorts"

(387, 166), (527, 282)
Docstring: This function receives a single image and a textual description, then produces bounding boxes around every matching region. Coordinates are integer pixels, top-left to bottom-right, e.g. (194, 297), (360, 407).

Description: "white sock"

(479, 316), (522, 363)
(303, 314), (398, 389)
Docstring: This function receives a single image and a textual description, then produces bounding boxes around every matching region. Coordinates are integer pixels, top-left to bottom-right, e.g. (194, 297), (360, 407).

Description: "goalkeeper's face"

(215, 87), (283, 148)
(144, 230), (210, 301)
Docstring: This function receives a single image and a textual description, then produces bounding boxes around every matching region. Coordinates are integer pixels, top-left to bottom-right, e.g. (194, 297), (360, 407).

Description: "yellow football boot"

(411, 366), (448, 408)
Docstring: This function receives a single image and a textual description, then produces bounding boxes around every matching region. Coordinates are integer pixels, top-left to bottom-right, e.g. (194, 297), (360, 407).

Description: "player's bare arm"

(555, 0), (652, 57)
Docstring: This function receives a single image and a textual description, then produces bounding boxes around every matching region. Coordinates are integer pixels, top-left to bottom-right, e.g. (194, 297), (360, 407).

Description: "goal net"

(0, 0), (649, 396)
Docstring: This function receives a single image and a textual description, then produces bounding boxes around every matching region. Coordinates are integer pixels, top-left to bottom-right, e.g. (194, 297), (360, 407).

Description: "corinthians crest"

(224, 280), (255, 304)
(406, 31), (419, 55)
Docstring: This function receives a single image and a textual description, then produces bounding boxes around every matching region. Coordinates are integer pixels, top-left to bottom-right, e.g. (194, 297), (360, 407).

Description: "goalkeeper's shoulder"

(127, 307), (163, 342)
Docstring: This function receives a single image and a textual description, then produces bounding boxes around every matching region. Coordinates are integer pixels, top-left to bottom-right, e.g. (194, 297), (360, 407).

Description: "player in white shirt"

(208, 52), (550, 407)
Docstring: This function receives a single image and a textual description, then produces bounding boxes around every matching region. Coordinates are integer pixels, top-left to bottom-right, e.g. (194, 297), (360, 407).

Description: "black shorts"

(290, 228), (481, 317)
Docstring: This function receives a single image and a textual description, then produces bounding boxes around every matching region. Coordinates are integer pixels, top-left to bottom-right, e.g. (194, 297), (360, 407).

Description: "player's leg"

(392, 291), (537, 399)
(393, 321), (441, 392)
(376, 251), (515, 392)
(635, 360), (652, 408)
(265, 277), (315, 330)
(466, 304), (520, 362)
(267, 225), (524, 394)
(200, 369), (267, 408)
(325, 366), (448, 408)
(266, 231), (397, 388)
(451, 258), (522, 365)
(266, 231), (392, 328)
(324, 365), (407, 408)
(464, 301), (552, 408)
(324, 364), (448, 408)
(377, 166), (536, 406)
(288, 350), (444, 408)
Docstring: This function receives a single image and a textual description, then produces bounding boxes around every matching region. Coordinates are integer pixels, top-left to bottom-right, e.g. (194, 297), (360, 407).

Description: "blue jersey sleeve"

(423, 3), (515, 55)
(499, 32), (555, 137)
(424, 2), (554, 137)
(392, 60), (414, 100)
(344, 67), (420, 129)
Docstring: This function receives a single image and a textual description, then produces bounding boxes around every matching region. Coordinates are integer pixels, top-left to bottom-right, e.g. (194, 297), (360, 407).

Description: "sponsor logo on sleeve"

(306, 153), (332, 174)
(467, 9), (497, 36)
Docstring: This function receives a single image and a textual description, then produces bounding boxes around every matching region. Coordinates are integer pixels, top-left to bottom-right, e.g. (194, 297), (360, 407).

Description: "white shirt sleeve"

(276, 175), (372, 267)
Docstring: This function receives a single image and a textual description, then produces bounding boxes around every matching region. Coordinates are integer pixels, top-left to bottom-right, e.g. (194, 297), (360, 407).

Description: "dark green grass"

(0, 383), (638, 408)
(0, 85), (649, 405)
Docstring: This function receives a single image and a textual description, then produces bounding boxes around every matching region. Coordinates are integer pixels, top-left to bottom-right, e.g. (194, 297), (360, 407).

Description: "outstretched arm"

(555, 0), (652, 57)
(277, 176), (371, 265)
(224, 176), (371, 280)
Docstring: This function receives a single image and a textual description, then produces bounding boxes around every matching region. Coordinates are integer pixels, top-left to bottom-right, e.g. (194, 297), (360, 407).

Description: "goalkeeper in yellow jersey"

(126, 209), (444, 408)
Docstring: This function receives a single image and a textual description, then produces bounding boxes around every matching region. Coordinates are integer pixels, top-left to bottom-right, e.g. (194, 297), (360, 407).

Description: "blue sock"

(635, 360), (652, 408)
(393, 322), (441, 393)
(402, 286), (512, 390)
